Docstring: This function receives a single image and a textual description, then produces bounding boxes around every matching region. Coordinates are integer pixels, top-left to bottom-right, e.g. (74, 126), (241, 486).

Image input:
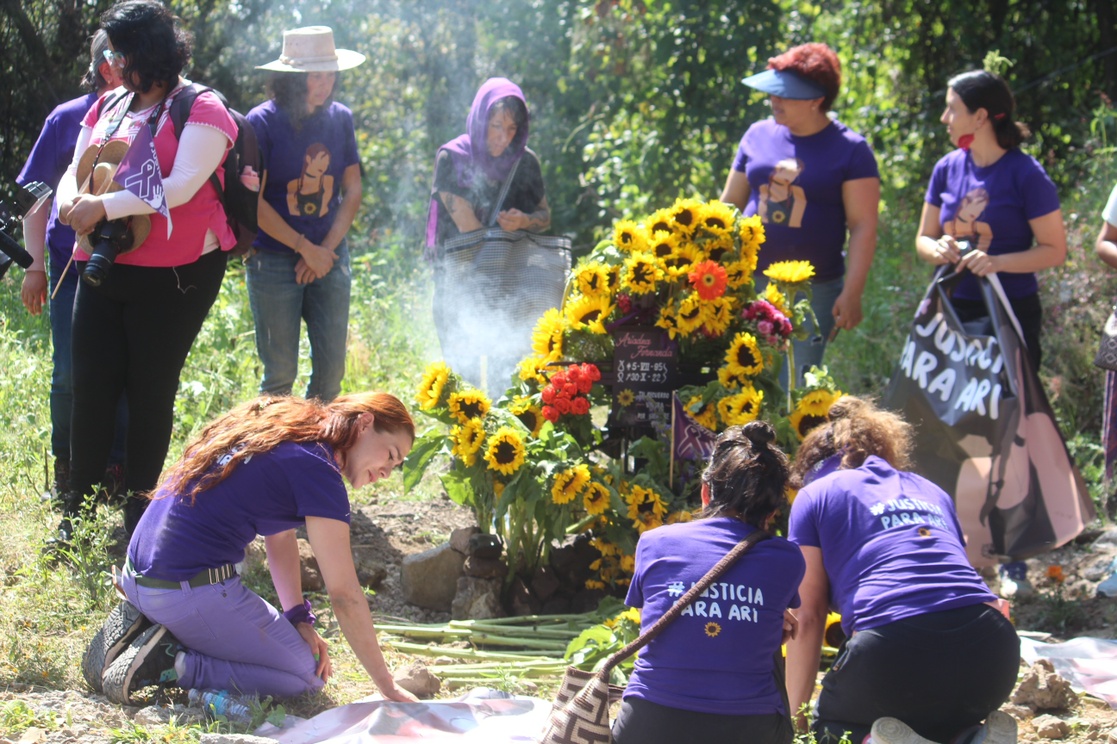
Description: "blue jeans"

(120, 569), (323, 698)
(246, 244), (351, 401)
(49, 257), (127, 465)
(754, 275), (844, 387)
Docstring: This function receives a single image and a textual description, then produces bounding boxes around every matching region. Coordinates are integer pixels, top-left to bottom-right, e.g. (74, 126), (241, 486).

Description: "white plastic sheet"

(1019, 636), (1117, 708)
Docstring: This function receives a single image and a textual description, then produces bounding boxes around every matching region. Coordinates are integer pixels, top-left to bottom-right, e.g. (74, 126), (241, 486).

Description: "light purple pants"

(120, 569), (324, 697)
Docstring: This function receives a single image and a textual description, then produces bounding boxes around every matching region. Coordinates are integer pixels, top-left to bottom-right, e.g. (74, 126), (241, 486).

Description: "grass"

(1, 160), (1116, 738)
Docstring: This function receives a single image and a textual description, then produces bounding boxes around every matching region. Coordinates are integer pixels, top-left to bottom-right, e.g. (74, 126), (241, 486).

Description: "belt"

(126, 558), (237, 589)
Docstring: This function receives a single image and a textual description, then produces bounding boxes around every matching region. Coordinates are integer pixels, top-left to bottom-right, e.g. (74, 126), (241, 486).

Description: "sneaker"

(81, 601), (152, 693)
(50, 458), (71, 505)
(970, 711), (1017, 744)
(998, 563), (1035, 601)
(102, 624), (182, 704)
(869, 718), (941, 744)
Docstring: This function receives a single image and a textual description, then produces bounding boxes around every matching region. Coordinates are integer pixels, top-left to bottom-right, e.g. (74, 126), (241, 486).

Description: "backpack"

(168, 83), (261, 256)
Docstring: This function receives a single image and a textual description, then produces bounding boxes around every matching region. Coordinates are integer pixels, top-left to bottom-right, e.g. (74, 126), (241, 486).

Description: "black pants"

(613, 697), (792, 744)
(69, 250), (226, 528)
(814, 604), (1020, 744)
(951, 292), (1043, 369)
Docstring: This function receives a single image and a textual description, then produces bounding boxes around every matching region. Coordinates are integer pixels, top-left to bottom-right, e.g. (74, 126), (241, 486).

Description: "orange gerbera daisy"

(688, 260), (728, 301)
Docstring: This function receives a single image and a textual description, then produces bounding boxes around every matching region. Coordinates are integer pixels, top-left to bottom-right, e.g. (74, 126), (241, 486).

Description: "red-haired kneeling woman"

(84, 393), (421, 705)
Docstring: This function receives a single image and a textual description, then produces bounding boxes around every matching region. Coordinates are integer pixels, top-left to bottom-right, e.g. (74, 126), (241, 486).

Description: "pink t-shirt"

(78, 86), (237, 266)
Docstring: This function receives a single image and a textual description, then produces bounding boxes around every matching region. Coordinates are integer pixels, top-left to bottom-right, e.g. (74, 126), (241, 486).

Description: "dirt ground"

(3, 498), (1117, 743)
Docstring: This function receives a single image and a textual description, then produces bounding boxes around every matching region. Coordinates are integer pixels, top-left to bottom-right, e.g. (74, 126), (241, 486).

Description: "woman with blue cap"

(720, 43), (879, 383)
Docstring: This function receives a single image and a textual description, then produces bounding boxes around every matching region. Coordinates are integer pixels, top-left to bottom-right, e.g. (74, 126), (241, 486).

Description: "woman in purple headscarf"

(426, 77), (551, 391)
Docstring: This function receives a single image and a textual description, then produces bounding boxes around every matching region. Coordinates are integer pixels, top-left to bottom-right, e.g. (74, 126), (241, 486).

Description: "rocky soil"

(3, 500), (1117, 743)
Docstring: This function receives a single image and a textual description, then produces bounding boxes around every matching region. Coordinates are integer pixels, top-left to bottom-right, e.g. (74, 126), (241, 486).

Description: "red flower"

(551, 371), (568, 389)
(542, 405), (560, 423)
(555, 397), (573, 415)
(617, 294), (632, 314)
(571, 397), (591, 415)
(541, 386), (557, 405)
(583, 363), (602, 382)
(576, 376), (593, 395)
(563, 383), (580, 399)
(688, 260), (728, 301)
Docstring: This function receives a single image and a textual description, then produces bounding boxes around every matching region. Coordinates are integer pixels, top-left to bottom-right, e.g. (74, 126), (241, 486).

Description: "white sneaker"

(869, 718), (940, 744)
(970, 711), (1017, 744)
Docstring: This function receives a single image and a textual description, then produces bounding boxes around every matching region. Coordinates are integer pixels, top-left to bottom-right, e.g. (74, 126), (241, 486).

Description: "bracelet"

(293, 234), (306, 254)
(283, 598), (316, 626)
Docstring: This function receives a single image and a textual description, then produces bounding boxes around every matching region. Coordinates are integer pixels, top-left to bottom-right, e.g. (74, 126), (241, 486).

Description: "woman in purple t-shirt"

(613, 422), (805, 744)
(720, 43), (880, 383)
(83, 393), (420, 706)
(785, 396), (1019, 744)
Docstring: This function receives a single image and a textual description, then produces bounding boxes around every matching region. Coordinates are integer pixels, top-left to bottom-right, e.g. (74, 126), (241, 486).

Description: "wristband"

(283, 598), (316, 626)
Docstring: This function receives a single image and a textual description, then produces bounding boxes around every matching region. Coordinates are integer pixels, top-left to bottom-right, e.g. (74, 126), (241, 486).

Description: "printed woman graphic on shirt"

(287, 143), (333, 217)
(758, 157), (806, 228)
(944, 187), (992, 253)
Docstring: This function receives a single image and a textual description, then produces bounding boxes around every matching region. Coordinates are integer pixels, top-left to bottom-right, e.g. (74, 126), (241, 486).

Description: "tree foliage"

(1, 0), (1115, 267)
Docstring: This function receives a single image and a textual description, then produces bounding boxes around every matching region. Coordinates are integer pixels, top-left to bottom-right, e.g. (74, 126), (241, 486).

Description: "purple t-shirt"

(247, 100), (361, 253)
(731, 118), (879, 282)
(925, 148), (1060, 300)
(624, 518), (805, 716)
(787, 456), (995, 634)
(128, 441), (351, 581)
(16, 92), (98, 268)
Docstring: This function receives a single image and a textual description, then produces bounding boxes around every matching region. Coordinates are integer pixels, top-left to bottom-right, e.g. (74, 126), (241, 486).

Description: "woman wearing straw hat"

(246, 26), (365, 402)
(55, 0), (238, 540)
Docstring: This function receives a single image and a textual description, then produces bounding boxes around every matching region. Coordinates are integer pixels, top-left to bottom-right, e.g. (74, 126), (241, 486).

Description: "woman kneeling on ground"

(784, 396), (1019, 744)
(612, 422), (805, 744)
(85, 393), (420, 705)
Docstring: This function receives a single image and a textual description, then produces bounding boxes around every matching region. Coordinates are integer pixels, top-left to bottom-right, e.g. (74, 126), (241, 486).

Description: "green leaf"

(402, 431), (446, 492)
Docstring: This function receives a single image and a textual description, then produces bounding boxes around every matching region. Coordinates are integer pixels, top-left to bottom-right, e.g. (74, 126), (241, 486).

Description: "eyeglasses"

(102, 49), (126, 68)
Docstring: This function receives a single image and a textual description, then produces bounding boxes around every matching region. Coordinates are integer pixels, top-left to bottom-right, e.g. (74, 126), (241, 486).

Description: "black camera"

(81, 219), (133, 287)
(955, 237), (974, 256)
(0, 181), (52, 280)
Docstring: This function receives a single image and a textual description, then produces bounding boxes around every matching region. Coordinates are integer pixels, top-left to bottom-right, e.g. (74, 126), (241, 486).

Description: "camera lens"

(82, 253), (113, 287)
(81, 220), (130, 287)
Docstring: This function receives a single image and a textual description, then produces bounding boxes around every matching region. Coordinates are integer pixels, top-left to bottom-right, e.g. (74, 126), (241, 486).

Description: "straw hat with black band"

(73, 141), (151, 254)
(256, 26), (365, 73)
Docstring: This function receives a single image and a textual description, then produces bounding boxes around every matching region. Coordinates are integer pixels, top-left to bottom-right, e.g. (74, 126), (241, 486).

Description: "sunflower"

(483, 426), (526, 475)
(688, 259), (728, 301)
(507, 398), (543, 437)
(646, 207), (675, 236)
(565, 293), (613, 334)
(704, 622), (722, 638)
(633, 510), (664, 534)
(669, 197), (704, 234)
(717, 364), (753, 390)
(583, 481), (611, 516)
(762, 283), (790, 316)
(620, 554), (636, 573)
(591, 536), (619, 556)
(701, 296), (736, 336)
(764, 259), (816, 285)
(666, 510), (694, 524)
(789, 389), (843, 440)
(622, 252), (664, 295)
(664, 241), (703, 280)
(697, 200), (735, 238)
(574, 263), (611, 296)
(447, 389), (491, 424)
(723, 259), (751, 289)
(613, 219), (648, 253)
(738, 214), (766, 252)
(585, 579), (606, 590)
(530, 307), (565, 362)
(416, 361), (452, 410)
(625, 484), (668, 522)
(616, 388), (636, 407)
(717, 387), (764, 427)
(655, 300), (681, 339)
(685, 395), (718, 430)
(672, 294), (707, 336)
(450, 419), (485, 466)
(551, 463), (591, 505)
(517, 355), (549, 385)
(703, 233), (736, 264)
(647, 230), (680, 261)
(724, 332), (764, 377)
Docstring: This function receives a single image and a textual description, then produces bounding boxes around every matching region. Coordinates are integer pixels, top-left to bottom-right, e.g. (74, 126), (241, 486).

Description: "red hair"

(768, 43), (841, 111)
(157, 392), (415, 503)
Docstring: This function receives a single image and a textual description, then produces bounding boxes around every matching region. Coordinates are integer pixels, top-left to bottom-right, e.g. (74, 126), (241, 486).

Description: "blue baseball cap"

(742, 68), (826, 100)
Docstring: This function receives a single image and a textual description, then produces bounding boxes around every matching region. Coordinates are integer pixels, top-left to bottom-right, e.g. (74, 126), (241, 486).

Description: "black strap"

(168, 83), (226, 204)
(486, 157), (521, 227)
(596, 528), (771, 678)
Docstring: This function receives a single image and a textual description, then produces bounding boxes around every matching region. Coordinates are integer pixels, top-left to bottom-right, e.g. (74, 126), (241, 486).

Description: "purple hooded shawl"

(426, 77), (531, 248)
